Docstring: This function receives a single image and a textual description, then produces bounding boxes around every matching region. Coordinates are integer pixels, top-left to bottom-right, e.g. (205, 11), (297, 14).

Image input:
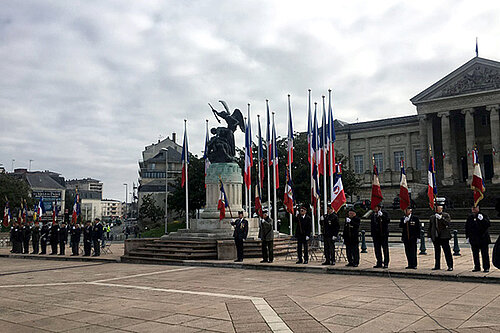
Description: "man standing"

(320, 205), (339, 265)
(70, 223), (81, 256)
(21, 222), (31, 254)
(92, 218), (103, 256)
(295, 206), (312, 264)
(39, 222), (49, 255)
(31, 221), (40, 254)
(58, 222), (68, 255)
(371, 204), (390, 268)
(400, 207), (420, 269)
(259, 210), (274, 263)
(230, 211), (248, 262)
(344, 208), (360, 267)
(49, 221), (59, 255)
(465, 206), (491, 272)
(428, 205), (453, 271)
(83, 221), (93, 256)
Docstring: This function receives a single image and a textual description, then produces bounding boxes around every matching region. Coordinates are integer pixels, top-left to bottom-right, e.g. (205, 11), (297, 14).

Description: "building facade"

(66, 178), (103, 221)
(101, 199), (124, 218)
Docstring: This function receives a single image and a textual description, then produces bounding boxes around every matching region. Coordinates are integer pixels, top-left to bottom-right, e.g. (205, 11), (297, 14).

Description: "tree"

(139, 194), (165, 228)
(0, 174), (34, 231)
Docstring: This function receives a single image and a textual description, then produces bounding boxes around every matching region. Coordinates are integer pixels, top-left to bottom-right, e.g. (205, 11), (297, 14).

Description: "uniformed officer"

(58, 222), (68, 255)
(400, 207), (420, 269)
(230, 211), (248, 262)
(49, 221), (60, 255)
(320, 205), (340, 265)
(31, 221), (40, 254)
(11, 222), (22, 253)
(371, 204), (390, 268)
(344, 208), (360, 267)
(259, 209), (274, 263)
(21, 222), (31, 254)
(39, 222), (50, 254)
(83, 221), (93, 256)
(70, 223), (82, 256)
(428, 205), (453, 271)
(465, 205), (491, 272)
(92, 218), (103, 256)
(294, 206), (312, 264)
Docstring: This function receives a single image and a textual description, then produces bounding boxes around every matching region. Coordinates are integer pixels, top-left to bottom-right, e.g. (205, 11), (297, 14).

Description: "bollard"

(453, 230), (461, 256)
(360, 230), (367, 253)
(419, 229), (427, 255)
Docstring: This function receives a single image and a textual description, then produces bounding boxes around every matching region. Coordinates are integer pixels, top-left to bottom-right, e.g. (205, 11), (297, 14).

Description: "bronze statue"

(207, 101), (245, 163)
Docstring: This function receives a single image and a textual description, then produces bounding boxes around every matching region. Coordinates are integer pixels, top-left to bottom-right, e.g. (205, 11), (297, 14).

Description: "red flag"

(3, 200), (10, 228)
(283, 169), (294, 214)
(331, 174), (346, 213)
(218, 180), (229, 220)
(244, 109), (253, 190)
(370, 163), (383, 210)
(255, 185), (263, 218)
(471, 149), (485, 207)
(428, 156), (437, 210)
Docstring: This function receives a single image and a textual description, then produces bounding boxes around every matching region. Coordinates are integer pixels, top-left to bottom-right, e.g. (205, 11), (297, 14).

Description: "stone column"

(364, 137), (370, 172)
(405, 132), (412, 168)
(418, 115), (428, 182)
(427, 115), (434, 154)
(438, 111), (454, 185)
(462, 108), (475, 182)
(486, 104), (500, 183)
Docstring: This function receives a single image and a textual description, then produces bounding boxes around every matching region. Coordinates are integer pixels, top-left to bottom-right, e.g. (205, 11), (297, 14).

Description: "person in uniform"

(259, 209), (274, 263)
(465, 206), (491, 272)
(428, 205), (453, 271)
(320, 205), (339, 265)
(49, 221), (60, 255)
(11, 222), (22, 253)
(400, 207), (420, 269)
(70, 222), (82, 256)
(21, 222), (31, 254)
(344, 208), (360, 267)
(31, 221), (40, 254)
(294, 206), (312, 264)
(39, 222), (50, 254)
(83, 221), (93, 256)
(58, 222), (68, 255)
(371, 204), (390, 268)
(230, 211), (248, 262)
(92, 218), (103, 256)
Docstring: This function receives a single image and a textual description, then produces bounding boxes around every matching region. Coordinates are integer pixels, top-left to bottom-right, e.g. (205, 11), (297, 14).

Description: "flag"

(399, 160), (410, 210)
(331, 174), (346, 213)
(181, 123), (189, 188)
(71, 190), (80, 224)
(471, 149), (485, 207)
(203, 120), (210, 188)
(319, 99), (327, 175)
(271, 117), (279, 189)
(370, 163), (383, 210)
(37, 197), (44, 218)
(266, 100), (272, 164)
(21, 199), (26, 223)
(428, 156), (437, 210)
(287, 95), (294, 166)
(311, 105), (320, 211)
(3, 199), (10, 227)
(17, 208), (21, 224)
(257, 116), (265, 189)
(255, 184), (263, 218)
(244, 110), (253, 190)
(307, 90), (312, 164)
(53, 201), (59, 225)
(217, 179), (229, 220)
(328, 90), (336, 175)
(283, 168), (294, 214)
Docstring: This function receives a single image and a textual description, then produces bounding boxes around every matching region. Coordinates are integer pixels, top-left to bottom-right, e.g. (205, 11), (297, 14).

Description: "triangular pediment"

(411, 57), (500, 104)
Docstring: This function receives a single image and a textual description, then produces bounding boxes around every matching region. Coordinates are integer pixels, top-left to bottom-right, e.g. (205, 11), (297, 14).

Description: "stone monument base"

(163, 217), (260, 240)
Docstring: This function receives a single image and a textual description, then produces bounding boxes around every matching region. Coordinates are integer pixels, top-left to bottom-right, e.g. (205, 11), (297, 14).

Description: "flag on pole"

(331, 173), (346, 213)
(471, 149), (485, 207)
(271, 116), (279, 189)
(266, 100), (272, 164)
(319, 101), (327, 175)
(307, 90), (312, 164)
(428, 155), (437, 210)
(257, 116), (264, 189)
(284, 167), (294, 214)
(218, 179), (229, 220)
(21, 199), (26, 223)
(18, 208), (22, 224)
(203, 120), (210, 188)
(244, 108), (253, 190)
(311, 105), (320, 210)
(3, 199), (10, 227)
(370, 162), (383, 210)
(255, 184), (263, 218)
(181, 124), (189, 188)
(287, 95), (294, 166)
(37, 197), (44, 218)
(52, 201), (59, 225)
(71, 190), (79, 224)
(399, 160), (410, 210)
(328, 90), (336, 175)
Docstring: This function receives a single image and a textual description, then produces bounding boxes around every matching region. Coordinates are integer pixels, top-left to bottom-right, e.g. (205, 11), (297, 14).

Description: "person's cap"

(262, 209), (269, 214)
(300, 206), (307, 211)
(348, 207), (356, 212)
(238, 211), (244, 215)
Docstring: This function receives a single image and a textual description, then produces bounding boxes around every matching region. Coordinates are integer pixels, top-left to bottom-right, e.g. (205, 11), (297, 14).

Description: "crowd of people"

(231, 204), (499, 272)
(9, 218), (105, 257)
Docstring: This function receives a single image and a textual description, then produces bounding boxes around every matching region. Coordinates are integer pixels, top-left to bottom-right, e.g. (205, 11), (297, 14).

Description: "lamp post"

(161, 148), (169, 235)
(123, 183), (128, 218)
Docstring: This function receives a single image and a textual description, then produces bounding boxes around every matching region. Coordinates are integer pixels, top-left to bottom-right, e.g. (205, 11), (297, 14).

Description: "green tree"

(139, 194), (165, 228)
(0, 174), (35, 231)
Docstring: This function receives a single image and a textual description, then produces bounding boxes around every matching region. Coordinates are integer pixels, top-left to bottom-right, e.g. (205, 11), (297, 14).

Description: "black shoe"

(383, 265), (388, 269)
(296, 260), (303, 264)
(411, 266), (417, 269)
(322, 262), (330, 265)
(353, 264), (359, 267)
(472, 268), (481, 272)
(484, 269), (489, 273)
(330, 262), (335, 266)
(268, 260), (273, 263)
(346, 263), (354, 267)
(447, 267), (453, 271)
(373, 265), (383, 268)
(432, 267), (440, 270)
(303, 261), (308, 264)
(260, 260), (268, 263)
(50, 253), (56, 255)
(405, 266), (411, 269)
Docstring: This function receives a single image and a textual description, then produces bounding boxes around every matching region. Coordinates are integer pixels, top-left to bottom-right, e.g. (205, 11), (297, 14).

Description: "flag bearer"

(231, 211), (248, 262)
(428, 205), (453, 271)
(344, 208), (360, 267)
(371, 204), (390, 268)
(83, 221), (93, 256)
(70, 223), (82, 256)
(31, 221), (40, 254)
(320, 205), (339, 265)
(259, 209), (274, 263)
(400, 207), (420, 269)
(465, 206), (491, 272)
(39, 222), (50, 254)
(295, 206), (312, 264)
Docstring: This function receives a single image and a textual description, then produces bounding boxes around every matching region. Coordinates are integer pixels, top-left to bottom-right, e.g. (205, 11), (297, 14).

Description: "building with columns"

(335, 56), (500, 202)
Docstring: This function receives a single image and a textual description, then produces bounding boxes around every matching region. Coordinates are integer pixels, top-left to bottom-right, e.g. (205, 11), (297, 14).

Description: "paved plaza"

(0, 256), (499, 333)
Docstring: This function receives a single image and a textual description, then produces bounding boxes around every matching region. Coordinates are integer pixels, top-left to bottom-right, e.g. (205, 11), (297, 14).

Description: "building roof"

(145, 147), (182, 164)
(334, 115), (419, 133)
(25, 172), (65, 190)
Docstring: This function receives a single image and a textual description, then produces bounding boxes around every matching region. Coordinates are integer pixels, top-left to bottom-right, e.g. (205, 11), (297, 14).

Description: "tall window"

(394, 151), (404, 170)
(354, 155), (364, 174)
(415, 149), (421, 170)
(373, 153), (383, 172)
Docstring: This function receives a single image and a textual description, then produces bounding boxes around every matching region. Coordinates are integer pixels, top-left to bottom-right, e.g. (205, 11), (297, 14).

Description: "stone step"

(135, 247), (217, 254)
(128, 250), (217, 260)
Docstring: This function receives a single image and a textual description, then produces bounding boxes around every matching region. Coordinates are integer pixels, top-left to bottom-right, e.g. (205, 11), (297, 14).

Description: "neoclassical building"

(335, 56), (500, 200)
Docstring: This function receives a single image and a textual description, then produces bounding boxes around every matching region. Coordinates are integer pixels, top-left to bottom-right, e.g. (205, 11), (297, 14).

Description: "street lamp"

(123, 183), (128, 218)
(161, 148), (168, 234)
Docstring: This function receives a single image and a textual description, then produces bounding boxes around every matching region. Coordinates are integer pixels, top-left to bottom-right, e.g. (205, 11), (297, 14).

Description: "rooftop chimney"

(172, 132), (176, 143)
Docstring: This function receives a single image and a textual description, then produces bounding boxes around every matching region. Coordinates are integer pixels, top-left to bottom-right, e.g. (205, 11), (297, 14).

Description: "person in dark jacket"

(39, 222), (50, 254)
(400, 207), (420, 269)
(83, 221), (93, 256)
(294, 206), (312, 264)
(21, 222), (31, 254)
(11, 222), (23, 253)
(259, 210), (274, 263)
(371, 204), (390, 268)
(344, 208), (360, 267)
(231, 211), (248, 262)
(31, 221), (40, 254)
(428, 205), (453, 271)
(49, 222), (60, 255)
(58, 223), (68, 255)
(70, 223), (81, 256)
(465, 206), (491, 272)
(320, 205), (340, 265)
(92, 218), (103, 256)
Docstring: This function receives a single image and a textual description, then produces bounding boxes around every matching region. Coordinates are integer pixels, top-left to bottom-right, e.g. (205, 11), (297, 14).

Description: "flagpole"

(310, 97), (315, 236)
(287, 94), (293, 236)
(184, 119), (189, 229)
(257, 114), (262, 202)
(266, 100), (272, 221)
(272, 112), (278, 231)
(247, 104), (252, 218)
(328, 89), (334, 203)
(322, 95), (327, 217)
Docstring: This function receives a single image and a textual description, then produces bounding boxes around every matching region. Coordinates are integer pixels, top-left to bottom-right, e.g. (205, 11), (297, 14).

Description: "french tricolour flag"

(311, 105), (320, 209)
(181, 123), (189, 188)
(257, 116), (265, 189)
(218, 180), (229, 220)
(37, 197), (44, 218)
(3, 199), (10, 228)
(287, 95), (294, 167)
(244, 109), (253, 190)
(428, 156), (437, 210)
(370, 163), (383, 210)
(71, 190), (79, 224)
(272, 118), (279, 189)
(331, 174), (346, 213)
(399, 160), (410, 210)
(284, 168), (294, 214)
(53, 201), (59, 225)
(307, 90), (312, 164)
(471, 149), (485, 207)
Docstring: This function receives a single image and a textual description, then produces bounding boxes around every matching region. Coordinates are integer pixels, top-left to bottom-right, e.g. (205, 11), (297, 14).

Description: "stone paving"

(0, 257), (499, 332)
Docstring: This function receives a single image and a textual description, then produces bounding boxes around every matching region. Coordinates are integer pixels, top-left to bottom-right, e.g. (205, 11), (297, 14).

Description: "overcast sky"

(1, 0), (500, 200)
